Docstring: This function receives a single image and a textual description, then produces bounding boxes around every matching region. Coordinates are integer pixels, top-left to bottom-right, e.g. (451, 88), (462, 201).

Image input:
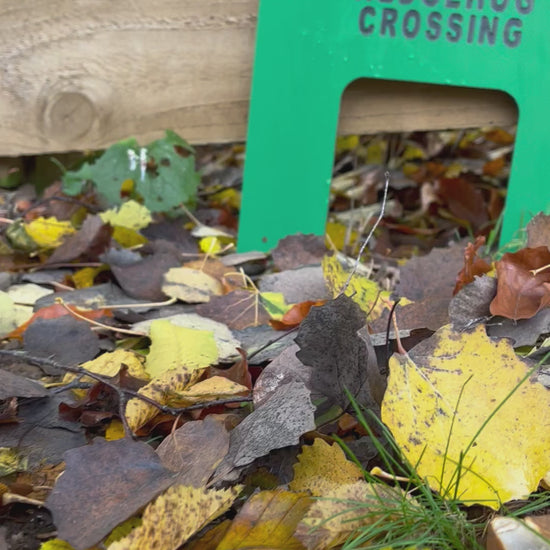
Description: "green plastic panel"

(238, 0), (549, 251)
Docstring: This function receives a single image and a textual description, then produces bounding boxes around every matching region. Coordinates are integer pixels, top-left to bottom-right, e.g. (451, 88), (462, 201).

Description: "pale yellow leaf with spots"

(125, 366), (204, 432)
(108, 485), (241, 550)
(295, 481), (417, 550)
(62, 349), (148, 399)
(382, 323), (550, 509)
(289, 438), (363, 497)
(145, 320), (218, 378)
(24, 217), (75, 249)
(168, 376), (249, 407)
(322, 254), (394, 321)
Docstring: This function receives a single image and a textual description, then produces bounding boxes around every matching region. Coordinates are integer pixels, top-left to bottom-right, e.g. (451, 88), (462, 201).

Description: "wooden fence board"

(0, 0), (517, 155)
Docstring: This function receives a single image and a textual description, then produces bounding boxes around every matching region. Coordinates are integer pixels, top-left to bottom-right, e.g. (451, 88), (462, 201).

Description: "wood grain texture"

(0, 0), (517, 155)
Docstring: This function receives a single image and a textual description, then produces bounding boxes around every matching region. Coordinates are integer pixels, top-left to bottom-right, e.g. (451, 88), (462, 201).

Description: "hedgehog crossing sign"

(237, 0), (547, 252)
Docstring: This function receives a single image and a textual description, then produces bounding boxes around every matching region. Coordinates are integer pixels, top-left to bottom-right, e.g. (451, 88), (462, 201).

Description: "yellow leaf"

(295, 481), (416, 550)
(71, 266), (107, 289)
(108, 485), (240, 550)
(62, 350), (148, 399)
(335, 135), (359, 154)
(210, 188), (241, 210)
(105, 419), (126, 441)
(104, 517), (142, 546)
(199, 236), (223, 254)
(24, 217), (75, 248)
(0, 447), (27, 476)
(39, 539), (76, 550)
(290, 439), (363, 497)
(382, 324), (550, 509)
(260, 291), (291, 320)
(217, 489), (312, 550)
(365, 138), (387, 164)
(162, 267), (223, 303)
(168, 376), (248, 407)
(402, 144), (426, 161)
(146, 320), (218, 378)
(111, 226), (148, 248)
(322, 254), (393, 321)
(325, 221), (358, 252)
(99, 200), (152, 230)
(125, 366), (203, 432)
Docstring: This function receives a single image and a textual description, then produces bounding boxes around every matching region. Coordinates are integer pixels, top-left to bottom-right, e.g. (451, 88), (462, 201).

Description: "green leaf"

(136, 131), (200, 212)
(61, 132), (199, 213)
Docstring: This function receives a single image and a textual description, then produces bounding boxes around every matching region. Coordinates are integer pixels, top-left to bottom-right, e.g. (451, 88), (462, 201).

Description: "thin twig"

(0, 350), (252, 437)
(340, 171), (390, 295)
(55, 298), (149, 337)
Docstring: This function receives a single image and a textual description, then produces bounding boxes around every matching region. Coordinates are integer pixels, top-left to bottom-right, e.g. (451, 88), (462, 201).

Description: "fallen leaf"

(295, 481), (416, 550)
(215, 380), (315, 480)
(490, 247), (550, 320)
(272, 234), (327, 271)
(0, 369), (48, 399)
(289, 439), (363, 496)
(145, 320), (218, 378)
(162, 267), (223, 303)
(107, 241), (181, 301)
(61, 350), (148, 398)
(259, 266), (330, 304)
(196, 290), (271, 330)
(168, 376), (249, 407)
(156, 416), (230, 486)
(45, 438), (175, 550)
(295, 295), (385, 411)
(449, 275), (496, 330)
(23, 316), (100, 368)
(47, 215), (112, 264)
(454, 236), (492, 294)
(322, 254), (391, 320)
(270, 300), (325, 330)
(99, 200), (152, 230)
(132, 313), (241, 363)
(217, 489), (312, 550)
(108, 485), (240, 550)
(125, 366), (204, 432)
(381, 324), (550, 508)
(24, 217), (75, 249)
(527, 213), (550, 249)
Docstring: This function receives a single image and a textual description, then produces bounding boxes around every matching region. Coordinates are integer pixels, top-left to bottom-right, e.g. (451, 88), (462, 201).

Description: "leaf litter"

(2, 128), (550, 550)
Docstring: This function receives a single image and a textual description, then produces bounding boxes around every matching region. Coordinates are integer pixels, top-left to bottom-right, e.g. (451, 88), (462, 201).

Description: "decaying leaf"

(125, 366), (204, 432)
(217, 489), (312, 550)
(156, 416), (230, 486)
(167, 376), (249, 407)
(162, 267), (223, 303)
(196, 290), (271, 330)
(62, 350), (148, 396)
(490, 247), (550, 320)
(289, 439), (363, 496)
(215, 380), (315, 480)
(382, 324), (550, 508)
(294, 481), (416, 550)
(322, 254), (391, 320)
(108, 485), (240, 550)
(45, 438), (175, 550)
(295, 295), (385, 411)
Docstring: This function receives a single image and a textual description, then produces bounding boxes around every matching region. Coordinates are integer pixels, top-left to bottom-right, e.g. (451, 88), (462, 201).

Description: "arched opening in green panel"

(329, 78), (519, 256)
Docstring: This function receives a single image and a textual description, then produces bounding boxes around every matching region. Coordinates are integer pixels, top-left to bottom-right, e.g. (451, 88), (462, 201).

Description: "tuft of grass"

(332, 387), (550, 550)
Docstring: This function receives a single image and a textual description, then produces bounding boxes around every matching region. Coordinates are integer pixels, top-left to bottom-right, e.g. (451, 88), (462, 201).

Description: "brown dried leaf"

(490, 247), (550, 320)
(45, 438), (175, 550)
